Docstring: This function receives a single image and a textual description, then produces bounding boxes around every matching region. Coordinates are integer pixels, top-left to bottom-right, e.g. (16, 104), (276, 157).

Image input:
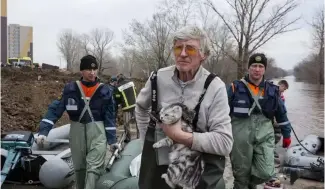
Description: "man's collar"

(244, 74), (265, 87)
(172, 65), (203, 84)
(80, 77), (100, 87)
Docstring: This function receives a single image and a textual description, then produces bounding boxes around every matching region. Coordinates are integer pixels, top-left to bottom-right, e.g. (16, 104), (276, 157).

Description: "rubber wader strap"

(76, 81), (103, 122)
(240, 79), (263, 116)
(193, 73), (217, 132)
(149, 71), (158, 130)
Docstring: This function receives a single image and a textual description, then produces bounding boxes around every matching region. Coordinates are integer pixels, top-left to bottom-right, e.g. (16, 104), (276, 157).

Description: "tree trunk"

(318, 46), (324, 84)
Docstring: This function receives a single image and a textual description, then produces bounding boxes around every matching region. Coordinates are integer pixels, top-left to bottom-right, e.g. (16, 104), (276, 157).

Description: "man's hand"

(160, 120), (183, 139)
(160, 120), (193, 147)
(282, 137), (291, 148)
(110, 143), (122, 152)
(36, 135), (48, 147)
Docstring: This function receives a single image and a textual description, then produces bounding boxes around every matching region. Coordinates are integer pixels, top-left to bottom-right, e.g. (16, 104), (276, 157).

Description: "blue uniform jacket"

(227, 77), (292, 138)
(38, 81), (117, 144)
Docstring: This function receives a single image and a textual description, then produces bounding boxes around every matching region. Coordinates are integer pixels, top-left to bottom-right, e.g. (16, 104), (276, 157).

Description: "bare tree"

(158, 0), (197, 29)
(122, 0), (196, 76)
(123, 13), (174, 72)
(79, 34), (91, 55)
(57, 29), (81, 72)
(82, 28), (115, 75)
(294, 54), (321, 83)
(118, 46), (137, 77)
(310, 9), (324, 84)
(293, 8), (324, 85)
(205, 0), (300, 78)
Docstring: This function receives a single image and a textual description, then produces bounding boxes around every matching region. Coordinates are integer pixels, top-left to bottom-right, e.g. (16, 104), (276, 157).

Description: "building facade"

(0, 0), (7, 64)
(8, 24), (33, 61)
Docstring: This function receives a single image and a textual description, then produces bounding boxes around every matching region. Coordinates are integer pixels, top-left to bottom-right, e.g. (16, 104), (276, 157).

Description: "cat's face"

(159, 105), (182, 125)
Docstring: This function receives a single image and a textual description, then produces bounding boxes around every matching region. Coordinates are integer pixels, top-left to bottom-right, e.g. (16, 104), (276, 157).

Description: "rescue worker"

(278, 80), (289, 102)
(273, 80), (290, 167)
(36, 55), (117, 189)
(136, 26), (233, 188)
(227, 53), (292, 189)
(109, 76), (121, 120)
(116, 73), (137, 142)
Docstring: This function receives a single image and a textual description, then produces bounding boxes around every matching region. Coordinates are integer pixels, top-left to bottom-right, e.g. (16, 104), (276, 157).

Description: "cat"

(150, 103), (205, 189)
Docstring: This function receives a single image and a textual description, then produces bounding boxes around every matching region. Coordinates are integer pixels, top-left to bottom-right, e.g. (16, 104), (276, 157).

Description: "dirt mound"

(1, 68), (79, 133)
(1, 68), (146, 133)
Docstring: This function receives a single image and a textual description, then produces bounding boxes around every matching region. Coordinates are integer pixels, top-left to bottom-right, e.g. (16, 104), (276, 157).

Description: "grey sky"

(7, 0), (323, 70)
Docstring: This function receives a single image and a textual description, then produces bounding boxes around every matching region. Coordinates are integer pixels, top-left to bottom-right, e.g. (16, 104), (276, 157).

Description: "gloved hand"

(282, 137), (291, 148)
(110, 143), (122, 152)
(36, 135), (48, 147)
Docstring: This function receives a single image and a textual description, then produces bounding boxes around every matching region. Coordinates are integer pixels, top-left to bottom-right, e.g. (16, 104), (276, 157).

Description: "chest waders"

(69, 81), (108, 189)
(138, 73), (226, 189)
(230, 79), (275, 189)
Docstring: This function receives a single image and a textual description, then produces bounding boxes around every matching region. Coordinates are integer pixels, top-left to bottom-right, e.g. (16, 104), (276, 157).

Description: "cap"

(80, 55), (98, 71)
(110, 76), (117, 82)
(248, 53), (267, 68)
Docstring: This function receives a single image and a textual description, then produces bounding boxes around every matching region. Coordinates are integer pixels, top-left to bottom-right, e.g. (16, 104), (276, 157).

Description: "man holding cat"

(135, 26), (233, 189)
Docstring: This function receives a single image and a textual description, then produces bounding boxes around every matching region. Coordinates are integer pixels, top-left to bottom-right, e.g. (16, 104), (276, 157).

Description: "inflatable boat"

(282, 134), (324, 184)
(1, 124), (74, 188)
(96, 138), (143, 189)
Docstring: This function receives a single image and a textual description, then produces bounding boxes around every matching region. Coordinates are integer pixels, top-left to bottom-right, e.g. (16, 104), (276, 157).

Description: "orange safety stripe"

(247, 83), (264, 96)
(80, 83), (100, 98)
(232, 82), (265, 96)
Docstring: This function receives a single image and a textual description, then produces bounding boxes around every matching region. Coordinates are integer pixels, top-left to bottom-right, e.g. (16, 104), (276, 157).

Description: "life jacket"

(117, 79), (137, 112)
(230, 79), (279, 120)
(63, 81), (112, 123)
(280, 92), (285, 102)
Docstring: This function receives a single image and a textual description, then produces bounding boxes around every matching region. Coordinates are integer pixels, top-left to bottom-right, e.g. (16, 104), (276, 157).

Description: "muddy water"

(273, 76), (324, 140)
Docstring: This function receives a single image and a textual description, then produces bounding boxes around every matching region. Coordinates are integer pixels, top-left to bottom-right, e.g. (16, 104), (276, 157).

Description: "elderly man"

(227, 53), (292, 189)
(135, 26), (233, 189)
(36, 55), (117, 189)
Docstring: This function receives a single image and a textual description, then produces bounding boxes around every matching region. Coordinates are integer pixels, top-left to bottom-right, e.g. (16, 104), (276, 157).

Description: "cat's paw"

(152, 142), (161, 148)
(161, 174), (176, 188)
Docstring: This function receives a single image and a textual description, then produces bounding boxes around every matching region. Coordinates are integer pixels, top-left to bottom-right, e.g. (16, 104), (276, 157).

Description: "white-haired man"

(135, 26), (233, 189)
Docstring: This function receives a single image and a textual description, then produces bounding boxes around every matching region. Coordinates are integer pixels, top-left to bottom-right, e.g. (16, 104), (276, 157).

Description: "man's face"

(81, 69), (97, 82)
(248, 63), (265, 81)
(278, 84), (287, 93)
(173, 39), (206, 73)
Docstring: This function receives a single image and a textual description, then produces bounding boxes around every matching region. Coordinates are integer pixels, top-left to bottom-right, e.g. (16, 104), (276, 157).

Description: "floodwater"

(273, 76), (324, 142)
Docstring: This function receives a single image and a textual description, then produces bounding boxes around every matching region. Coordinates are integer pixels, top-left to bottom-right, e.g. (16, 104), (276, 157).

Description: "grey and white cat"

(151, 103), (205, 189)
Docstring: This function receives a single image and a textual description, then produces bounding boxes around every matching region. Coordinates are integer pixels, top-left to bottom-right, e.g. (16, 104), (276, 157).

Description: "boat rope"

(290, 125), (317, 155)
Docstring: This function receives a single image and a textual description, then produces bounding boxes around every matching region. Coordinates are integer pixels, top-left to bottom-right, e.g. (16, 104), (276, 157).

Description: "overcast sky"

(7, 0), (323, 70)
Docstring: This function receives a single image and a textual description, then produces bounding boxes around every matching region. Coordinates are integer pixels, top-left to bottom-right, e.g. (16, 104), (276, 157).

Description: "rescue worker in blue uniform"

(36, 55), (117, 189)
(109, 76), (121, 120)
(227, 53), (292, 189)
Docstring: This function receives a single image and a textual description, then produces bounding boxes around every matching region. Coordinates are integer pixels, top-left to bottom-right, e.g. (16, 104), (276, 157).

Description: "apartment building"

(8, 24), (33, 60)
(0, 0), (7, 64)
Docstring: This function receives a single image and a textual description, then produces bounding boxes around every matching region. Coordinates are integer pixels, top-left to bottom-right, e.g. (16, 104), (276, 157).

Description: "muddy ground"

(1, 68), (78, 133)
(1, 68), (144, 133)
